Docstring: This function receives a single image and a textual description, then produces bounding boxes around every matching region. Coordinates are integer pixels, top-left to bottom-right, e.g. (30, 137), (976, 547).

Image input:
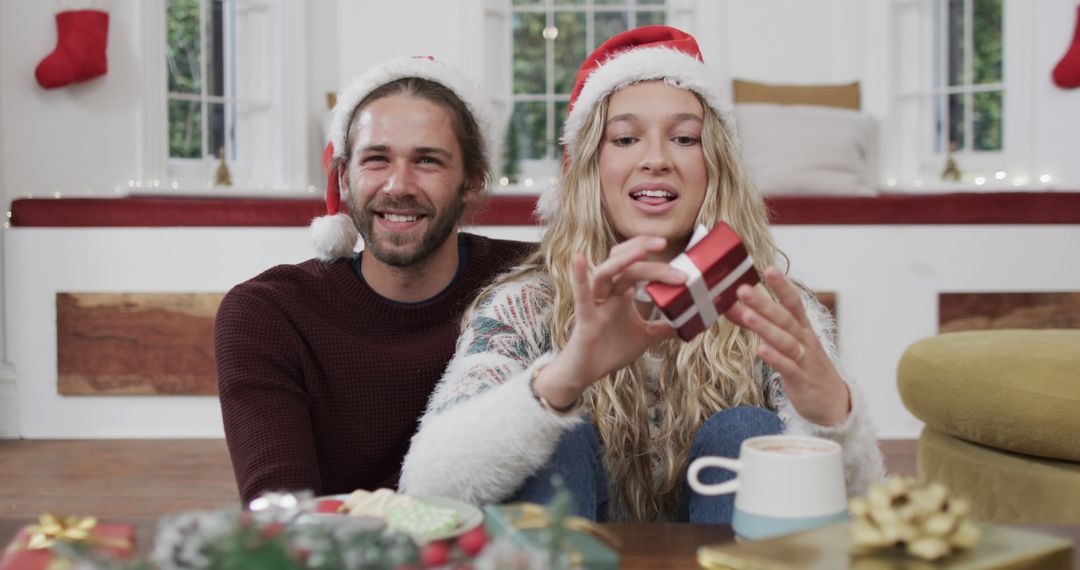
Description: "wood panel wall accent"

(939, 292), (1080, 332)
(57, 293), (224, 395)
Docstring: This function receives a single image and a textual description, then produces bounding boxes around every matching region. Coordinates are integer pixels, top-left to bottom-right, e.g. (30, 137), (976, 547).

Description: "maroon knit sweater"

(216, 233), (533, 504)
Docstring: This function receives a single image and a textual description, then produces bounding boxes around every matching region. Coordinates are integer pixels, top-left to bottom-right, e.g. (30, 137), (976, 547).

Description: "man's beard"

(350, 191), (467, 267)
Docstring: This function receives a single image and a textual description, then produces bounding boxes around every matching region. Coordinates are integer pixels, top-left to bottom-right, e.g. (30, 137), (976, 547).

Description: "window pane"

(972, 0), (1002, 84)
(207, 0), (225, 97)
(513, 12), (547, 95)
(947, 0), (964, 86)
(635, 10), (666, 27)
(555, 0), (585, 5)
(208, 102), (232, 161)
(169, 99), (202, 158)
(554, 11), (587, 94)
(947, 93), (965, 151)
(638, 0), (665, 4)
(972, 90), (1002, 151)
(508, 101), (548, 164)
(594, 0), (629, 5)
(166, 0), (201, 94)
(595, 12), (628, 47)
(512, 0), (543, 5)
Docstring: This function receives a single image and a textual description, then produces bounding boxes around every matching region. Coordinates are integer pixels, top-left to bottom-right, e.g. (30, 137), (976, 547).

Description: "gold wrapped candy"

(849, 477), (981, 561)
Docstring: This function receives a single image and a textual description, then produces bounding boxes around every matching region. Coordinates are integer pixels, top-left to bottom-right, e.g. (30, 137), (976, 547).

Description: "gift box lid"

(645, 223), (753, 313)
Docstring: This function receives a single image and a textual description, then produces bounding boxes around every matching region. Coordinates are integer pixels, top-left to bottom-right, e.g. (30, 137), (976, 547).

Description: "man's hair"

(336, 77), (490, 193)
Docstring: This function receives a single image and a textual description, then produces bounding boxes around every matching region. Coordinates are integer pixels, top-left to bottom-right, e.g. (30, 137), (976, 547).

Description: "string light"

(994, 171), (1006, 180)
(974, 177), (986, 185)
(1040, 174), (1053, 184)
(523, 178), (534, 188)
(499, 177), (509, 187)
(542, 26), (559, 40)
(885, 178), (898, 187)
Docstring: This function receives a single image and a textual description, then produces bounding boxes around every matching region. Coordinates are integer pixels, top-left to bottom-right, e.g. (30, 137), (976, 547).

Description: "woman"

(400, 26), (884, 522)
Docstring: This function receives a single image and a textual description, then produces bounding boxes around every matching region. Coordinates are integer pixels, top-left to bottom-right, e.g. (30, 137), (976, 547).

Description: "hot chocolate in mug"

(687, 434), (848, 540)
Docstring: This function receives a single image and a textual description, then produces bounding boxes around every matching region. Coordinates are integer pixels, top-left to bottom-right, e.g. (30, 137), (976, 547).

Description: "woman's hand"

(726, 267), (851, 426)
(533, 236), (685, 408)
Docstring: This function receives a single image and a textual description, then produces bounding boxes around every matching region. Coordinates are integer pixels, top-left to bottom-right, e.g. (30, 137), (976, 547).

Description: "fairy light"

(1040, 174), (1053, 184)
(523, 178), (534, 188)
(542, 26), (559, 40)
(994, 171), (1006, 180)
(974, 177), (986, 186)
(885, 178), (898, 187)
(499, 177), (509, 187)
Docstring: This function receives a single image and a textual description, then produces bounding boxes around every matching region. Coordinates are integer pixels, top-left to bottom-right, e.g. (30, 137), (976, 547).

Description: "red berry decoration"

(315, 499), (344, 513)
(420, 541), (450, 567)
(456, 527), (488, 557)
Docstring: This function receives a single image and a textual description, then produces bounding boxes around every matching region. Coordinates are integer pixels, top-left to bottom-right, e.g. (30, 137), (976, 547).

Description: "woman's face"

(598, 80), (708, 261)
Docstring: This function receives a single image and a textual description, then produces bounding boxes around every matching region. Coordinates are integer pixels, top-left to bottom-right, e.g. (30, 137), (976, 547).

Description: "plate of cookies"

(313, 488), (483, 542)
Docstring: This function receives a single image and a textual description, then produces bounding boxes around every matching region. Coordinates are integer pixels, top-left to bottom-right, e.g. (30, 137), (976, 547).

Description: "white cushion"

(734, 103), (878, 196)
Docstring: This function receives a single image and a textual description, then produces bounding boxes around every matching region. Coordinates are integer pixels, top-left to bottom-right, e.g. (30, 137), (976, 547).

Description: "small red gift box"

(0, 515), (135, 570)
(645, 223), (759, 341)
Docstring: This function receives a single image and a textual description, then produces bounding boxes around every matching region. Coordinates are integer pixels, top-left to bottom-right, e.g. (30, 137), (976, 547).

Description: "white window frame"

(890, 0), (1034, 191)
(137, 0), (308, 196)
(487, 0), (682, 195)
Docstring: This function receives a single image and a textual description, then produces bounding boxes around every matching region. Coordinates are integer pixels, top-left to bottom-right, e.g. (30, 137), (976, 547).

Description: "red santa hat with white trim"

(536, 25), (739, 223)
(311, 56), (494, 260)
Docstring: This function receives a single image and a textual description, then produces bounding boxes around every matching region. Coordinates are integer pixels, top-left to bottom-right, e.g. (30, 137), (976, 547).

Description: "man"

(215, 57), (533, 504)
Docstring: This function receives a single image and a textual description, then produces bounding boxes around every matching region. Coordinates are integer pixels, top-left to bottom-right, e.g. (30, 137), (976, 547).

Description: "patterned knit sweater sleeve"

(764, 289), (887, 497)
(399, 274), (583, 505)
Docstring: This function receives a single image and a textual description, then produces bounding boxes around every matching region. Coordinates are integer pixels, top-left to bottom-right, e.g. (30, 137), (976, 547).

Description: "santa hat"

(311, 56), (494, 260)
(536, 25), (739, 223)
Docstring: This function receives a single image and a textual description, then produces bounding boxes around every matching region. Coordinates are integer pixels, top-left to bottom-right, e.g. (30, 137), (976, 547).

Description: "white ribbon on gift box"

(647, 225), (756, 331)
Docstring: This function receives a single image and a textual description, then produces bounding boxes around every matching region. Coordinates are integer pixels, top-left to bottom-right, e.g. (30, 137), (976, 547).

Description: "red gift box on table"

(645, 223), (759, 341)
(0, 514), (134, 570)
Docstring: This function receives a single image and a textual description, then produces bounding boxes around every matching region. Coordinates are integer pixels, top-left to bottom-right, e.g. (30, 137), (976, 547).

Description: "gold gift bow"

(25, 513), (131, 551)
(503, 503), (622, 567)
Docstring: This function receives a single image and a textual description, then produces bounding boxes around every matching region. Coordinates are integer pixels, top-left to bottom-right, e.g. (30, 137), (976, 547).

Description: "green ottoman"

(898, 329), (1080, 523)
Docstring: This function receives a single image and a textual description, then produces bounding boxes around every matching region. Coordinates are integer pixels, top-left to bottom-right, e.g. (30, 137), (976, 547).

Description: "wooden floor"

(0, 439), (916, 520)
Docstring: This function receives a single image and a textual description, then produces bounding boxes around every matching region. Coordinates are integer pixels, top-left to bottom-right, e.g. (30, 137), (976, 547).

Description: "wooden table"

(2, 517), (1077, 569)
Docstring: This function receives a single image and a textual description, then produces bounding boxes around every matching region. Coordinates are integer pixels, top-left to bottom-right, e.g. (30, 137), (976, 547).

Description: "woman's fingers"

(570, 254), (594, 313)
(737, 302), (805, 365)
(609, 261), (685, 295)
(762, 267), (812, 329)
(591, 236), (668, 302)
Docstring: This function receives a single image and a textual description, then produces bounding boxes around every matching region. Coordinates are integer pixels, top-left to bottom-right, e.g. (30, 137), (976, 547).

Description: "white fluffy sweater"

(399, 274), (885, 519)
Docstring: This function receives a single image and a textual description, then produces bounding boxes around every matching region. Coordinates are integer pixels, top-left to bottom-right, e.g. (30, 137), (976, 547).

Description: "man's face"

(341, 93), (475, 267)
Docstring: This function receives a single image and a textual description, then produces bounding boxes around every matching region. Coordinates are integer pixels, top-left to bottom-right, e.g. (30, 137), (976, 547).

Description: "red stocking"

(35, 9), (109, 89)
(1053, 4), (1080, 89)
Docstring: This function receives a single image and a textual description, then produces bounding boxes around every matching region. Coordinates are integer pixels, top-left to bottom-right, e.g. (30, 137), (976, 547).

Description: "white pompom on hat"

(536, 25), (739, 223)
(310, 56), (494, 260)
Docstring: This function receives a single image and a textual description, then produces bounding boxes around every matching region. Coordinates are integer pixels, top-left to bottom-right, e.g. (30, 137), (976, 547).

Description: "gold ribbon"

(24, 514), (130, 552)
(501, 503), (621, 567)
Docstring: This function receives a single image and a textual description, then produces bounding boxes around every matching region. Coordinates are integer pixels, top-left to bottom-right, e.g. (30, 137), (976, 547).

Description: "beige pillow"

(733, 79), (861, 110)
(734, 103), (877, 196)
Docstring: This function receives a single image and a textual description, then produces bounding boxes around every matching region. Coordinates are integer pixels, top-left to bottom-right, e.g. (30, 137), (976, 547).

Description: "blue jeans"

(510, 406), (784, 522)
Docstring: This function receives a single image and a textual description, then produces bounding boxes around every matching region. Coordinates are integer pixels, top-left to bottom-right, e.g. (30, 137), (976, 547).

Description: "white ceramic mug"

(687, 434), (847, 540)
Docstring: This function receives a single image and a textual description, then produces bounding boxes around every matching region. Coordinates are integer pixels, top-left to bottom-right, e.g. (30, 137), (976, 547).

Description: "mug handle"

(687, 456), (742, 496)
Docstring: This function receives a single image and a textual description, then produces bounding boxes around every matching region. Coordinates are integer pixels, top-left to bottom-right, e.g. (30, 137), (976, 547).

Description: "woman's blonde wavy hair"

(471, 81), (785, 521)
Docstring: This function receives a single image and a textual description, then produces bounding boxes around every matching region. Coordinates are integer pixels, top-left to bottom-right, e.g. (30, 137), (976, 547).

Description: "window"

(151, 0), (307, 193)
(501, 0), (667, 188)
(892, 0), (1006, 188)
(932, 0), (1003, 153)
(167, 0), (239, 162)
